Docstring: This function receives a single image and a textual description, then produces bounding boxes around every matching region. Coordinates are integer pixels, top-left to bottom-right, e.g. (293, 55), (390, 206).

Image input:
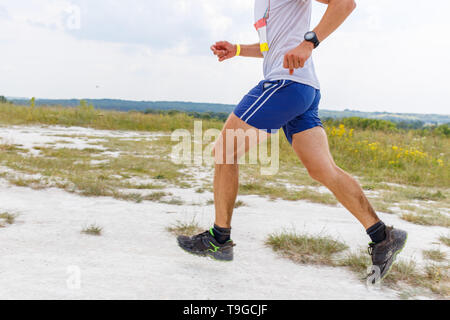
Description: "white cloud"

(0, 0), (449, 115)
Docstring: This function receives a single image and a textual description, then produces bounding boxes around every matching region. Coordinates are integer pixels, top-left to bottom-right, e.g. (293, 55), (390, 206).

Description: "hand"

(210, 41), (237, 62)
(283, 41), (314, 75)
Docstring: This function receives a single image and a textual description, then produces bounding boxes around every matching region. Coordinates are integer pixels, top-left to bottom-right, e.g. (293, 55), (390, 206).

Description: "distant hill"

(9, 98), (235, 114)
(9, 98), (450, 125)
(319, 109), (449, 126)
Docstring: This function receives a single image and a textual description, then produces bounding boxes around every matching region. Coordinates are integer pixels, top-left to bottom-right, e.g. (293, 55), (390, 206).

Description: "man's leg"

(177, 113), (269, 261)
(213, 113), (269, 228)
(291, 126), (408, 281)
(291, 126), (379, 229)
(213, 163), (238, 228)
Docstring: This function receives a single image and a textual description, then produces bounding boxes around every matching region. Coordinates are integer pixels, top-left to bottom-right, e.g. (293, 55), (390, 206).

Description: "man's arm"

(313, 0), (357, 43)
(211, 41), (263, 62)
(284, 0), (357, 74)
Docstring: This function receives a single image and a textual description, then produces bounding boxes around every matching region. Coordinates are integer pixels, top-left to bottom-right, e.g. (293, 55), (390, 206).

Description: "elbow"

(330, 0), (356, 13)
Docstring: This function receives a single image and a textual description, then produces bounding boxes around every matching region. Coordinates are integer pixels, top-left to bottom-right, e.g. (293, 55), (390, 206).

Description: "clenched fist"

(211, 41), (237, 62)
(283, 41), (314, 75)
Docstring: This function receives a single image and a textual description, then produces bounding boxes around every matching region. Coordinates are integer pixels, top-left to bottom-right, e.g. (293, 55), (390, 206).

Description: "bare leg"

(213, 164), (239, 228)
(292, 127), (379, 229)
(213, 114), (269, 228)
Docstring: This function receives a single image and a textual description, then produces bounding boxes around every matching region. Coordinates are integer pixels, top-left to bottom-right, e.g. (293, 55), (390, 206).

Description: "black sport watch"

(304, 31), (320, 49)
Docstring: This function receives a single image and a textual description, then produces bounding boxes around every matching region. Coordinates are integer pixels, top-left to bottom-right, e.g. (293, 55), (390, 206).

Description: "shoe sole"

(177, 241), (233, 262)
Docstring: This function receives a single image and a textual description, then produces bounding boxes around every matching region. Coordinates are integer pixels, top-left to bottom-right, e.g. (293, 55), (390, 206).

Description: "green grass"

(323, 124), (449, 188)
(265, 231), (348, 265)
(0, 103), (448, 217)
(0, 133), (189, 203)
(81, 224), (103, 236)
(239, 181), (338, 206)
(0, 103), (222, 132)
(1, 102), (448, 188)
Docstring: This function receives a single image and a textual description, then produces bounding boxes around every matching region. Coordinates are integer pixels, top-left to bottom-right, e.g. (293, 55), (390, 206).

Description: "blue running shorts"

(233, 79), (323, 144)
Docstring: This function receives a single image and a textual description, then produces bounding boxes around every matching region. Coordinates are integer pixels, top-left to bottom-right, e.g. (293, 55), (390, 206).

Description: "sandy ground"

(0, 125), (448, 300)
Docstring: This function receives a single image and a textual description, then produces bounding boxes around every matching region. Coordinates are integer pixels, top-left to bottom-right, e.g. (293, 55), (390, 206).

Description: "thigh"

(291, 126), (336, 172)
(214, 113), (270, 164)
(234, 80), (316, 132)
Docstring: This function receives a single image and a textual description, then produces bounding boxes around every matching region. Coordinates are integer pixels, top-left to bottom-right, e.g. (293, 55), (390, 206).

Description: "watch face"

(305, 32), (315, 41)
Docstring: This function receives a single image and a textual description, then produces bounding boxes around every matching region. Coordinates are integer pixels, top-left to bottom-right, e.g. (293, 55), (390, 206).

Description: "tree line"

(144, 110), (449, 137)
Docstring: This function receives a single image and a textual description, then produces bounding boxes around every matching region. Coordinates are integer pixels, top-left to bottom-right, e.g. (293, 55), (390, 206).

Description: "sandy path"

(0, 125), (447, 300)
(1, 178), (447, 300)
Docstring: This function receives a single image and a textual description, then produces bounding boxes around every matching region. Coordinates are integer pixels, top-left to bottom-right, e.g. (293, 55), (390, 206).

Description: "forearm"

(237, 43), (264, 58)
(313, 0), (356, 42)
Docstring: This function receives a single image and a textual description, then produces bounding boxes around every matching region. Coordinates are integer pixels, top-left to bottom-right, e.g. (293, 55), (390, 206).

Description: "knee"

(212, 142), (238, 165)
(307, 164), (340, 185)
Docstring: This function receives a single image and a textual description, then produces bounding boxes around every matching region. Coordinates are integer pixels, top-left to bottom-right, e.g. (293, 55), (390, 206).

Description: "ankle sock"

(366, 221), (386, 244)
(212, 224), (231, 244)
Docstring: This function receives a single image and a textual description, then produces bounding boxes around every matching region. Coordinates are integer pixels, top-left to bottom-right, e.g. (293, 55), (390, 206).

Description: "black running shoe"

(177, 228), (235, 261)
(367, 226), (408, 284)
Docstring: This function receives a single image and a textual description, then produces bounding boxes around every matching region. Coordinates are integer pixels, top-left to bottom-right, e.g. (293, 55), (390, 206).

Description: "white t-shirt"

(254, 0), (320, 89)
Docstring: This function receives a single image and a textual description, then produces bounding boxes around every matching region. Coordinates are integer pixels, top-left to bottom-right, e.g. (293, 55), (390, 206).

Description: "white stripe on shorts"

(239, 82), (281, 121)
(244, 80), (286, 123)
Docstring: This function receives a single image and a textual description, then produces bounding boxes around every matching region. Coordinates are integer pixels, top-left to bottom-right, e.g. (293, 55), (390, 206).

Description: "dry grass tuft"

(266, 231), (348, 266)
(439, 235), (450, 247)
(338, 250), (449, 298)
(401, 211), (450, 228)
(166, 219), (203, 236)
(423, 249), (447, 262)
(81, 224), (103, 236)
(234, 200), (247, 208)
(0, 212), (17, 227)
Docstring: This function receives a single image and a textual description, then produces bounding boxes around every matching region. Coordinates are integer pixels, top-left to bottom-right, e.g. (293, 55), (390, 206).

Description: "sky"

(0, 0), (449, 114)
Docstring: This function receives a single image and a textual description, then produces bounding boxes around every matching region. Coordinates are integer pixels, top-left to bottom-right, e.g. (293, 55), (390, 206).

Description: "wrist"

(304, 31), (320, 49)
(235, 44), (241, 56)
(301, 41), (315, 51)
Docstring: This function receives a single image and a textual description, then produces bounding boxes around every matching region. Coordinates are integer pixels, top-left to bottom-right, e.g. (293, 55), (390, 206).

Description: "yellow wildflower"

(349, 129), (354, 137)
